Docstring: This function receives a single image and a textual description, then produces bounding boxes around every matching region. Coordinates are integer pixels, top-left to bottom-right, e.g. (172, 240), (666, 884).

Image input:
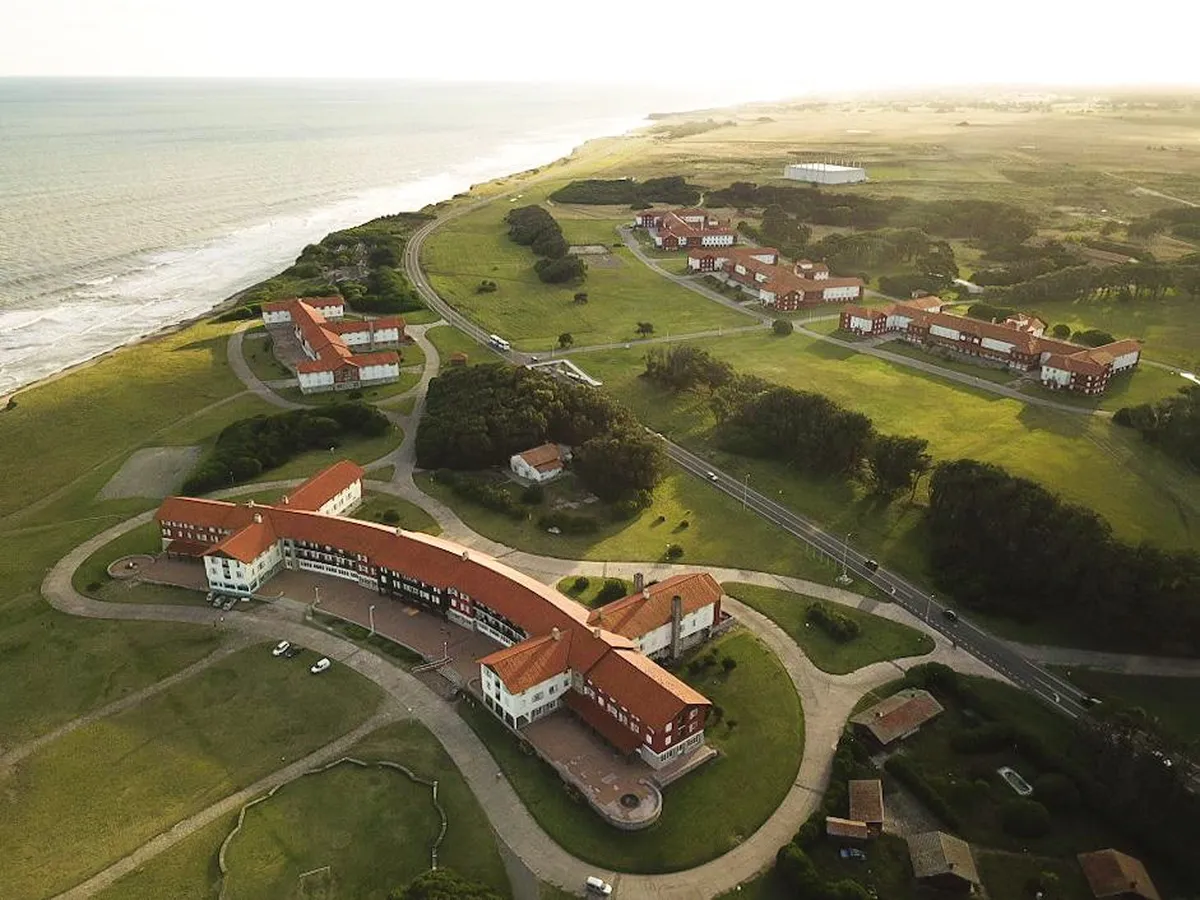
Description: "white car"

(272, 640), (290, 657)
(706, 471), (719, 482)
(310, 657), (331, 674)
(585, 876), (613, 896)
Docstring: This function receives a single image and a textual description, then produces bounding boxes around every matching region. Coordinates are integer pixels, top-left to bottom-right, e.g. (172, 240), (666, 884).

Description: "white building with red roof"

(155, 462), (720, 773)
(509, 442), (569, 483)
(634, 208), (735, 250)
(261, 298), (403, 394)
(712, 252), (864, 310)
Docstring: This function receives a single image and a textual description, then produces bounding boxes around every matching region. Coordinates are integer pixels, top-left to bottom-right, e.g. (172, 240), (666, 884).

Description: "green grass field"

(577, 333), (1200, 554)
(426, 322), (500, 366)
(244, 426), (404, 484)
(723, 582), (933, 674)
(2, 643), (382, 900)
(555, 575), (633, 608)
(240, 333), (293, 383)
(416, 470), (846, 584)
(97, 721), (511, 900)
(459, 630), (802, 872)
(422, 197), (747, 351)
(353, 491), (442, 535)
(1052, 669), (1200, 747)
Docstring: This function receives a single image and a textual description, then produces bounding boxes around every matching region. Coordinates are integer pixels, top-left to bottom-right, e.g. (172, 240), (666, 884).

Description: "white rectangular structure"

(784, 163), (867, 185)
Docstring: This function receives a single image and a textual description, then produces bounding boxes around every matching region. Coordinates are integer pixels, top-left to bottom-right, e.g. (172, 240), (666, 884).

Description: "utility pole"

(368, 603), (376, 637)
(837, 532), (854, 585)
(742, 472), (750, 510)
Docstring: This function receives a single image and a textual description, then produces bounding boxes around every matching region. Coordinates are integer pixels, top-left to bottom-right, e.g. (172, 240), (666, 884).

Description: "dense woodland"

(504, 205), (586, 284)
(548, 174), (703, 207)
(1115, 384), (1200, 470)
(183, 402), (390, 494)
(927, 460), (1200, 655)
(416, 365), (663, 502)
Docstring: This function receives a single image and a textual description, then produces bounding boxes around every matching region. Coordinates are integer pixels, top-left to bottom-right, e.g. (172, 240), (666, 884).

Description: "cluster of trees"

(1000, 257), (1200, 306)
(926, 459), (1200, 656)
(643, 346), (932, 498)
(1115, 384), (1200, 470)
(547, 174), (702, 207)
(389, 868), (503, 900)
(416, 365), (663, 503)
(1127, 205), (1200, 240)
(183, 402), (390, 494)
(806, 602), (860, 642)
(970, 240), (1079, 286)
(708, 182), (1037, 249)
(504, 205), (585, 284)
(342, 264), (424, 314)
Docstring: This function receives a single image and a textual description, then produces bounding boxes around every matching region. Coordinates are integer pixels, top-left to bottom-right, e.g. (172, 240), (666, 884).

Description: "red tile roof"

(589, 573), (721, 639)
(516, 443), (565, 473)
(843, 305), (885, 320)
(826, 817), (872, 840)
(851, 689), (944, 745)
(586, 648), (709, 727)
(282, 460), (364, 512)
(1078, 849), (1161, 900)
(480, 629), (573, 694)
(209, 518), (278, 564)
(157, 497), (255, 531)
(849, 779), (884, 824)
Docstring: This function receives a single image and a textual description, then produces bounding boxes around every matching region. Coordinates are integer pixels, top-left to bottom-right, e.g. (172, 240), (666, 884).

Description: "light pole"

(837, 532), (854, 585)
(368, 604), (376, 637)
(926, 594), (934, 623)
(742, 472), (750, 510)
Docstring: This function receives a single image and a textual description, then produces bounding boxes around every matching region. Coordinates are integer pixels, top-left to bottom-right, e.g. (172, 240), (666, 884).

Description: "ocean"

(0, 79), (723, 395)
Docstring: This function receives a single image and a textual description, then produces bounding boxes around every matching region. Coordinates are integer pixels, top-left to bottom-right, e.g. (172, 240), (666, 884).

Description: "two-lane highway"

(659, 434), (1089, 717)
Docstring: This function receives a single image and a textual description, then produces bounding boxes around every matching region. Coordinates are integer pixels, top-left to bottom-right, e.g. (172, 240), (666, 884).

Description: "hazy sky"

(6, 0), (1198, 98)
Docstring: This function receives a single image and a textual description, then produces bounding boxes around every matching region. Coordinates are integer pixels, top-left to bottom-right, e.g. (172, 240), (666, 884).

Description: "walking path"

(52, 705), (403, 900)
(0, 635), (253, 770)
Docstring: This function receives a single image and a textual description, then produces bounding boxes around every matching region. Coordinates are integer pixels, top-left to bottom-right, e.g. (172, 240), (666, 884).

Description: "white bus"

(487, 334), (511, 352)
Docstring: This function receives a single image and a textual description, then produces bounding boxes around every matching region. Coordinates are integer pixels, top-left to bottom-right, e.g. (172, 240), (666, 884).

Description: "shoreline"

(0, 119), (660, 407)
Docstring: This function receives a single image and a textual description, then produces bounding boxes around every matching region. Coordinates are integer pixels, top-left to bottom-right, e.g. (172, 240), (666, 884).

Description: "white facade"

(637, 603), (716, 658)
(340, 324), (402, 347)
(358, 361), (400, 384)
(821, 285), (861, 301)
(262, 308), (293, 325)
(481, 665), (571, 727)
(887, 311), (916, 331)
(848, 313), (879, 333)
(699, 233), (735, 247)
(639, 729), (706, 768)
(317, 480), (363, 517)
(981, 336), (1016, 354)
(784, 163), (868, 185)
(297, 369), (336, 393)
(1040, 363), (1072, 388)
(204, 542), (283, 596)
(929, 323), (961, 341)
(1110, 348), (1140, 372)
(311, 301), (345, 319)
(510, 454), (563, 483)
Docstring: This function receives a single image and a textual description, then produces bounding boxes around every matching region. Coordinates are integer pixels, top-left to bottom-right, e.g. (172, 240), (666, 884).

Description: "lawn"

(975, 849), (1094, 900)
(1052, 668), (1200, 747)
(96, 721), (510, 900)
(722, 582), (934, 674)
(555, 575), (632, 608)
(244, 426), (404, 484)
(422, 199), (747, 352)
(579, 333), (1200, 555)
(1, 643), (382, 900)
(874, 338), (1022, 385)
(426, 322), (500, 366)
(459, 630), (802, 872)
(1024, 297), (1200, 370)
(1018, 363), (1191, 412)
(415, 470), (847, 584)
(353, 490), (442, 535)
(240, 333), (293, 383)
(0, 320), (246, 519)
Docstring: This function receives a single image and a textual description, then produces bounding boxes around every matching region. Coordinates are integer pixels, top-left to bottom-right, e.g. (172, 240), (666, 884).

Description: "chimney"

(669, 594), (684, 660)
(552, 626), (561, 641)
(247, 499), (255, 507)
(593, 626), (602, 639)
(395, 527), (403, 536)
(642, 588), (650, 600)
(253, 513), (262, 524)
(461, 550), (469, 561)
(281, 496), (290, 505)
(633, 572), (644, 592)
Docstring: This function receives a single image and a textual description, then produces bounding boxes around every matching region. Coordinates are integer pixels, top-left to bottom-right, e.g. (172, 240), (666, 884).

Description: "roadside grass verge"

(723, 582), (934, 674)
(426, 323), (500, 365)
(97, 721), (510, 900)
(1051, 668), (1200, 746)
(415, 470), (847, 584)
(458, 630), (802, 872)
(555, 575), (633, 608)
(0, 642), (382, 900)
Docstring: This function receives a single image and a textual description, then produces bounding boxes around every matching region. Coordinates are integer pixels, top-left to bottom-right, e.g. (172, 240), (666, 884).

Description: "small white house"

(510, 443), (569, 483)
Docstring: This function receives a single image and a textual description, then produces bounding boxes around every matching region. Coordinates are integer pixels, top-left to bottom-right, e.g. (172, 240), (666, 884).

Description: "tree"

(772, 318), (794, 336)
(558, 332), (574, 350)
(390, 868), (504, 900)
(1050, 323), (1072, 339)
(573, 291), (589, 304)
(1000, 798), (1052, 838)
(636, 321), (655, 337)
(868, 434), (932, 498)
(573, 429), (666, 501)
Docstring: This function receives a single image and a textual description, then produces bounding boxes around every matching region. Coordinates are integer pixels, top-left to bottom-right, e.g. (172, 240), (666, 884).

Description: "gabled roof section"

(480, 630), (572, 695)
(1078, 849), (1161, 900)
(515, 442), (564, 473)
(907, 831), (979, 884)
(849, 779), (884, 824)
(585, 647), (709, 728)
(851, 689), (944, 745)
(282, 460), (364, 512)
(156, 496), (248, 531)
(209, 518), (278, 564)
(589, 572), (722, 640)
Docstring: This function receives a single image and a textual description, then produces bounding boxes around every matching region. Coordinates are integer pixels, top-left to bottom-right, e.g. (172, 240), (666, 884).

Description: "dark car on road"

(942, 608), (959, 623)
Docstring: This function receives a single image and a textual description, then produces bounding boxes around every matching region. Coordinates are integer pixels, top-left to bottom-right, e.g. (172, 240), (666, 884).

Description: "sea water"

(0, 78), (718, 394)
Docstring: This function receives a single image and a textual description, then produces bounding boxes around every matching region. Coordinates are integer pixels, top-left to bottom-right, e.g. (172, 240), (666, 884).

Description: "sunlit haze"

(7, 0), (1199, 99)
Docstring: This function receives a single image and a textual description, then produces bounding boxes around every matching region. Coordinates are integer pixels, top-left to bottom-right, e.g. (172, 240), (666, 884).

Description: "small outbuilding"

(1078, 849), (1161, 900)
(850, 689), (944, 747)
(848, 779), (884, 834)
(907, 831), (981, 893)
(825, 816), (872, 840)
(510, 442), (569, 483)
(449, 351), (469, 367)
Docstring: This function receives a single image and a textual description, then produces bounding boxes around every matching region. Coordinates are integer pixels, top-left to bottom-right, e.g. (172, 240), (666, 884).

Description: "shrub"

(535, 255), (586, 284)
(436, 470), (526, 520)
(1001, 798), (1051, 838)
(772, 318), (794, 336)
(520, 484), (545, 505)
(1072, 328), (1117, 347)
(721, 657), (738, 673)
(1050, 323), (1072, 339)
(537, 511), (598, 535)
(86, 580), (102, 593)
(806, 602), (861, 642)
(571, 575), (590, 593)
(1033, 772), (1080, 812)
(381, 509), (400, 525)
(476, 279), (498, 293)
(665, 543), (684, 560)
(678, 519), (690, 529)
(594, 578), (629, 605)
(950, 722), (1016, 753)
